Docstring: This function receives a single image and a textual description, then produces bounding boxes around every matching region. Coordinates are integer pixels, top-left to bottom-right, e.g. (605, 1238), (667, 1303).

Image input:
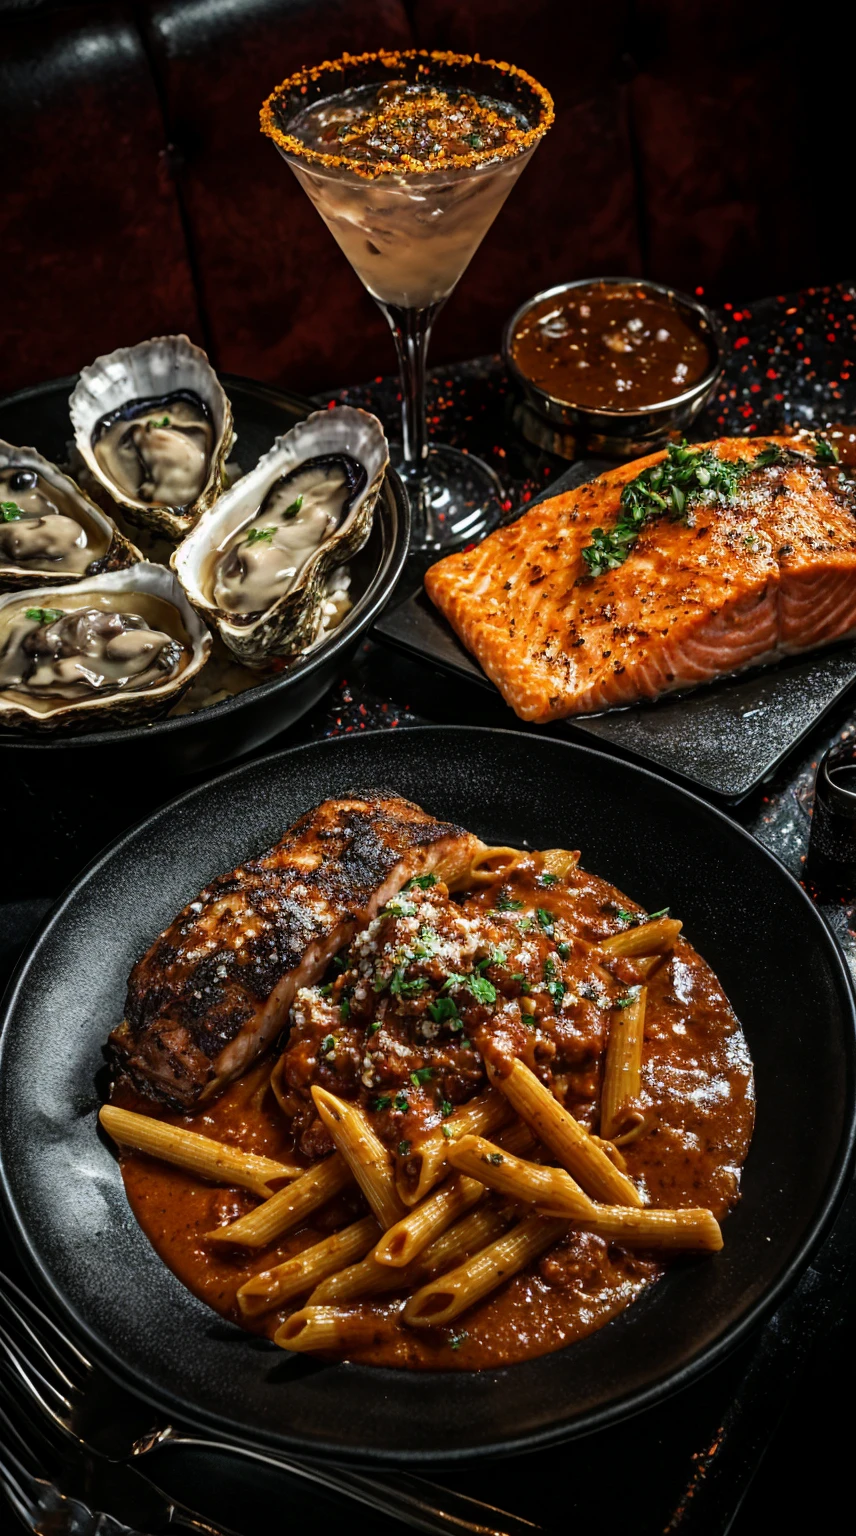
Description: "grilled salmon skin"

(109, 794), (481, 1108)
(425, 437), (856, 720)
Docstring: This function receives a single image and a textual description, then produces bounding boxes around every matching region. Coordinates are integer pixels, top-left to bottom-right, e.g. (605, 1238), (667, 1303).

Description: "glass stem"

(381, 302), (443, 471)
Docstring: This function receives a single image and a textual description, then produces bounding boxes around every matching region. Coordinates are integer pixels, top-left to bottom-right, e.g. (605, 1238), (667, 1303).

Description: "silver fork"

(0, 1273), (539, 1536)
(0, 1385), (159, 1535)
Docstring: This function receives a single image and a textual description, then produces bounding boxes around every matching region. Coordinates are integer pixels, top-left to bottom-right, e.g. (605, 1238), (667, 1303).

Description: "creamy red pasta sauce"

(116, 856), (754, 1371)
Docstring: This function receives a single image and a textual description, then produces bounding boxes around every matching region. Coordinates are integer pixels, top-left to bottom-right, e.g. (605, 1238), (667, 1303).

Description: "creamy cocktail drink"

(262, 52), (554, 547)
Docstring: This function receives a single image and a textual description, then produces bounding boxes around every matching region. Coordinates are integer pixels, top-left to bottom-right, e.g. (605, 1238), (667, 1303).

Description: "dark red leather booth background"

(1, 0), (850, 398)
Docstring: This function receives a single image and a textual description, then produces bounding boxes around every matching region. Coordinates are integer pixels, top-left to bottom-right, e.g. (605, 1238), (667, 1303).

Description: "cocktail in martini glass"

(261, 50), (554, 549)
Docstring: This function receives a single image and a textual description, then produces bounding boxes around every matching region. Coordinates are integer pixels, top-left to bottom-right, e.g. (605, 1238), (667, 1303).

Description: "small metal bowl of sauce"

(503, 276), (722, 460)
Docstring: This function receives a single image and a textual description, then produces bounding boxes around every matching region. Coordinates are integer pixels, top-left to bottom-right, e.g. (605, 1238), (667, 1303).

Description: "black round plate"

(0, 727), (853, 1463)
(0, 374), (409, 777)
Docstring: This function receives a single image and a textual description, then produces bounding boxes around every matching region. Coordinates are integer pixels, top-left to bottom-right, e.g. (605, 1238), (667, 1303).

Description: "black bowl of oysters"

(0, 337), (409, 776)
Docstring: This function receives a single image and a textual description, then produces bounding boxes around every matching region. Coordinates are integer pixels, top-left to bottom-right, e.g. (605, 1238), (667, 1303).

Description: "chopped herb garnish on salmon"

(582, 440), (789, 576)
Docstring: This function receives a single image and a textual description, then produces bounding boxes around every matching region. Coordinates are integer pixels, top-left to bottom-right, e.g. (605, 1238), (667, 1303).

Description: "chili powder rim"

(260, 49), (555, 179)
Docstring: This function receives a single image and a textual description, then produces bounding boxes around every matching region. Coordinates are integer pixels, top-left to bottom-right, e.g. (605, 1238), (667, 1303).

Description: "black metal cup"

(806, 742), (856, 895)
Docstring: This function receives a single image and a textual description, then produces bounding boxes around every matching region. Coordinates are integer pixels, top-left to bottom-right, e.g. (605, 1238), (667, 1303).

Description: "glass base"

(391, 444), (505, 551)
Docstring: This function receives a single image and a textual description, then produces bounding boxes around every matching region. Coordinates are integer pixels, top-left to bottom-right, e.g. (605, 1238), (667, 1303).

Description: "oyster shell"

(69, 335), (234, 540)
(172, 405), (388, 664)
(0, 441), (140, 592)
(0, 562), (211, 734)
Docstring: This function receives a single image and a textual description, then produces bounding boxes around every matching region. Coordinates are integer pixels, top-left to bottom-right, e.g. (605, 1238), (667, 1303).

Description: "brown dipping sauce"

(115, 857), (754, 1372)
(510, 282), (713, 411)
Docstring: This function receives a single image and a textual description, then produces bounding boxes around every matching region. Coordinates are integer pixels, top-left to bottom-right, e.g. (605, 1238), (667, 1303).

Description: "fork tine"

(0, 1268), (91, 1377)
(0, 1316), (73, 1417)
(0, 1284), (80, 1396)
(0, 1352), (73, 1471)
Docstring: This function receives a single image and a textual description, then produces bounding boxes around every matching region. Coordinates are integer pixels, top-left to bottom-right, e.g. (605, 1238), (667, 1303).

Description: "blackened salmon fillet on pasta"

(424, 437), (856, 720)
(109, 794), (481, 1108)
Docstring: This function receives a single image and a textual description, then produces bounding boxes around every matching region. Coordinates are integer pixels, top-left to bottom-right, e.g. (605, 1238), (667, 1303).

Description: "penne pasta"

(99, 1105), (300, 1198)
(375, 1118), (535, 1268)
(372, 1172), (483, 1268)
(206, 1152), (351, 1247)
(312, 1085), (406, 1229)
(236, 1216), (380, 1317)
(309, 1202), (513, 1305)
(485, 1058), (643, 1208)
(540, 848), (580, 877)
(395, 1086), (511, 1207)
(447, 1135), (597, 1218)
(402, 1213), (568, 1327)
(570, 1205), (722, 1252)
(601, 917), (682, 958)
(275, 1305), (386, 1354)
(467, 846), (524, 883)
(600, 986), (647, 1141)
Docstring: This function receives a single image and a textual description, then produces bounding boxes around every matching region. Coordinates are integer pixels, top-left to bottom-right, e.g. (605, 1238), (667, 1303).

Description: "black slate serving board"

(374, 460), (856, 802)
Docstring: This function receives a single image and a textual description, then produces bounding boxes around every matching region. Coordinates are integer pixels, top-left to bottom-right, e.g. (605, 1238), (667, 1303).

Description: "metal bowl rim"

(501, 275), (723, 421)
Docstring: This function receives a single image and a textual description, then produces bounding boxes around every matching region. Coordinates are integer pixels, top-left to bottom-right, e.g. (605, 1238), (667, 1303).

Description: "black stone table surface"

(3, 283), (856, 1533)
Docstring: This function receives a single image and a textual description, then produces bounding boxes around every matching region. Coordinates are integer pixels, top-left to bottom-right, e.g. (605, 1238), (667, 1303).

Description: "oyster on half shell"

(172, 406), (388, 665)
(0, 562), (211, 733)
(0, 441), (140, 592)
(69, 335), (234, 541)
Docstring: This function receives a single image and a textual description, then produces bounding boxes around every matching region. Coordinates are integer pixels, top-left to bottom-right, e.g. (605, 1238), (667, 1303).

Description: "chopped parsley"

(468, 974), (497, 1006)
(339, 995), (351, 1021)
(427, 996), (459, 1025)
(1, 501), (22, 521)
(442, 972), (496, 1007)
(538, 872), (559, 887)
(536, 908), (555, 936)
(543, 956), (565, 1011)
(441, 1099), (453, 1118)
(614, 988), (641, 1010)
(25, 607), (64, 624)
(382, 896), (417, 918)
(449, 1332), (468, 1350)
(399, 1140), (411, 1157)
(512, 972), (531, 994)
(413, 926), (441, 958)
(389, 967), (428, 997)
(557, 942), (571, 960)
(515, 915), (532, 931)
(410, 1067), (434, 1087)
(815, 436), (840, 464)
(464, 132), (483, 148)
(616, 906), (669, 928)
(476, 947), (506, 972)
(146, 415), (171, 428)
(581, 440), (789, 577)
(460, 1038), (471, 1049)
(373, 1094), (392, 1111)
(318, 983), (333, 996)
(482, 1152), (504, 1166)
(319, 1033), (336, 1056)
(283, 494), (304, 518)
(246, 526), (275, 544)
(442, 1124), (454, 1140)
(403, 873), (437, 890)
(494, 891), (524, 911)
(368, 1020), (382, 1034)
(394, 1092), (409, 1112)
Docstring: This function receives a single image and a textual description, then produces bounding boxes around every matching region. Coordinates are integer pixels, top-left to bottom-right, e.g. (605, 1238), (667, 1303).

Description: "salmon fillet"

(110, 794), (481, 1108)
(424, 437), (856, 721)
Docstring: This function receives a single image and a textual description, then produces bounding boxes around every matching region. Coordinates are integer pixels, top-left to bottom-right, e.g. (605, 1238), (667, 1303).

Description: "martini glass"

(261, 50), (554, 549)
